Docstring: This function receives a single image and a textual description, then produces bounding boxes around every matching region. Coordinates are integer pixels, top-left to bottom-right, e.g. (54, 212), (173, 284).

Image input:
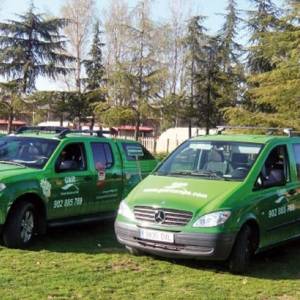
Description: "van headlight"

(193, 211), (231, 227)
(118, 200), (135, 220)
(0, 183), (6, 192)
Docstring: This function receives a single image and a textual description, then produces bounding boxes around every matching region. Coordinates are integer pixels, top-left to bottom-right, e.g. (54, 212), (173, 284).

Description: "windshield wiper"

(168, 171), (194, 176)
(0, 160), (27, 168)
(190, 170), (224, 179)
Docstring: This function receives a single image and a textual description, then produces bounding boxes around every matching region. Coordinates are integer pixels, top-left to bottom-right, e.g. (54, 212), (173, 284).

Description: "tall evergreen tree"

(84, 21), (105, 91)
(84, 21), (106, 129)
(183, 16), (207, 137)
(0, 5), (73, 94)
(247, 0), (281, 74)
(217, 0), (244, 109)
(195, 36), (228, 134)
(225, 0), (300, 128)
(219, 0), (241, 71)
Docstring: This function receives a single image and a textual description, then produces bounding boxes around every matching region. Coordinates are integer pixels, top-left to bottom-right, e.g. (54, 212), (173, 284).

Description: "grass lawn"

(0, 221), (300, 300)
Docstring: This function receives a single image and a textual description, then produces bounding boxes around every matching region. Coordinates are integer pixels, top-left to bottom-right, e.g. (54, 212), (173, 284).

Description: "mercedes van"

(115, 129), (300, 273)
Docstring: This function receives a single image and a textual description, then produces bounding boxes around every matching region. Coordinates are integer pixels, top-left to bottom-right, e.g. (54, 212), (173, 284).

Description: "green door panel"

(87, 141), (124, 213)
(253, 184), (298, 247)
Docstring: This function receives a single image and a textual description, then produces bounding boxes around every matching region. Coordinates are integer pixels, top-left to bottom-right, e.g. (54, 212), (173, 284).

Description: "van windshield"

(155, 141), (263, 180)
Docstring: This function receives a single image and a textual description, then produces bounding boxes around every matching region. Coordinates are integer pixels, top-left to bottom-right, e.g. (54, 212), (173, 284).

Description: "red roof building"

(0, 120), (26, 132)
(112, 125), (154, 137)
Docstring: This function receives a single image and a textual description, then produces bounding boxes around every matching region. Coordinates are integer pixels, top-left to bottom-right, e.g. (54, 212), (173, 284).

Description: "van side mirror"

(254, 174), (263, 190)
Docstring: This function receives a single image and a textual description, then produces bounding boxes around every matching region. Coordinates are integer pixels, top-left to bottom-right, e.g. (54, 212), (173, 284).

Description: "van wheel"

(126, 246), (143, 256)
(228, 225), (254, 274)
(3, 202), (36, 249)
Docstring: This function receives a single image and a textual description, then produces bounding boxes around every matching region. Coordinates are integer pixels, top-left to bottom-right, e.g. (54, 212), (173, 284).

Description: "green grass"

(1, 222), (300, 300)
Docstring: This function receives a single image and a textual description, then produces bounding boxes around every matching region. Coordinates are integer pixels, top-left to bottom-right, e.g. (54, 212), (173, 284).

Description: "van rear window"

(122, 143), (154, 161)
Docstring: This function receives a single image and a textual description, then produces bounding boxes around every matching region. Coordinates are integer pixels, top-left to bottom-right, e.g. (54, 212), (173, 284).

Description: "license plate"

(139, 228), (174, 243)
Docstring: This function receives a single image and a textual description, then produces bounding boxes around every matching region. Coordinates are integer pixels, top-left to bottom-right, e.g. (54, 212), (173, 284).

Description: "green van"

(0, 127), (157, 248)
(115, 129), (300, 273)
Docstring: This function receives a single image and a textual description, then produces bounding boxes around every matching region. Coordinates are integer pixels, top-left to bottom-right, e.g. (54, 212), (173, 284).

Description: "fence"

(116, 135), (186, 154)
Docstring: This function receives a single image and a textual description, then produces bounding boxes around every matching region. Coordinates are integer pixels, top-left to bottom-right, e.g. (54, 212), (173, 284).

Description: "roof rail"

(16, 126), (68, 134)
(216, 126), (295, 137)
(57, 129), (112, 139)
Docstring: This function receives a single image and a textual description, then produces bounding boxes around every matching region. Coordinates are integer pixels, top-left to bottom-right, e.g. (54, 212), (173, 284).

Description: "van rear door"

(117, 141), (157, 197)
(88, 140), (124, 213)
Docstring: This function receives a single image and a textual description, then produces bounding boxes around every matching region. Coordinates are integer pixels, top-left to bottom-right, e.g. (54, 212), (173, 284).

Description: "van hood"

(127, 175), (242, 215)
(0, 162), (38, 181)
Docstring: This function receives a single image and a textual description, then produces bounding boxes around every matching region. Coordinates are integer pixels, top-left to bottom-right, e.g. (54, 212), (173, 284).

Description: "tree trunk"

(60, 115), (64, 127)
(7, 110), (13, 134)
(188, 119), (192, 138)
(134, 117), (140, 141)
(90, 115), (95, 131)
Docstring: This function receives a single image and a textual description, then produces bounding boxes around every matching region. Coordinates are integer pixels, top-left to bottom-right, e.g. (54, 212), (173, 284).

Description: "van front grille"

(134, 206), (193, 226)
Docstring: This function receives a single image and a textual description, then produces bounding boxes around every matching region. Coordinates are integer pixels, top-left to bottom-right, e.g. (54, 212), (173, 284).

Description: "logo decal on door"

(96, 162), (106, 189)
(61, 176), (79, 195)
(40, 179), (52, 198)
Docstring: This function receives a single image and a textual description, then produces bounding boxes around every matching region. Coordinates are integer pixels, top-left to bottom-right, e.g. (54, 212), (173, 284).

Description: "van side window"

(259, 145), (289, 188)
(56, 143), (87, 172)
(91, 142), (114, 169)
(292, 144), (300, 180)
(122, 143), (154, 161)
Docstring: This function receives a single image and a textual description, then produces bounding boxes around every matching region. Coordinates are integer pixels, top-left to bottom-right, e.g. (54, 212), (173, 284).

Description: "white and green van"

(115, 129), (300, 273)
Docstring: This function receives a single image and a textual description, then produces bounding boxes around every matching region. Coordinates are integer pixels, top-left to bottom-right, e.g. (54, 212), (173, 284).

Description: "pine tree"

(84, 21), (106, 129)
(218, 0), (244, 109)
(0, 5), (74, 94)
(195, 36), (228, 134)
(84, 21), (105, 91)
(247, 0), (281, 74)
(183, 16), (228, 135)
(225, 1), (300, 129)
(183, 16), (207, 137)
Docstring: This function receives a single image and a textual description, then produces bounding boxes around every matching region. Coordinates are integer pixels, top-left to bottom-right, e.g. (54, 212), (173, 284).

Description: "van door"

(89, 141), (123, 213)
(47, 142), (92, 219)
(254, 145), (298, 246)
(290, 143), (300, 234)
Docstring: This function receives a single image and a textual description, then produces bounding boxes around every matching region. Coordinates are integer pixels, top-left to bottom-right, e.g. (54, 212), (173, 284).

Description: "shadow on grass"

(31, 220), (124, 254)
(31, 221), (300, 279)
(169, 239), (300, 279)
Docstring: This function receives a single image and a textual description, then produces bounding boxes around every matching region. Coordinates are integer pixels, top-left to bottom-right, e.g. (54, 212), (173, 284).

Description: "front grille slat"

(134, 212), (155, 217)
(134, 206), (193, 226)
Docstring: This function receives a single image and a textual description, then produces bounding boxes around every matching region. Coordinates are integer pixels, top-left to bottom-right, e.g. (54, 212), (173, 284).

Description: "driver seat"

(203, 149), (232, 174)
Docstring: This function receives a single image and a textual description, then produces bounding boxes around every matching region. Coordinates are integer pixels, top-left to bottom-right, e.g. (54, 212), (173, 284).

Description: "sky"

(0, 0), (284, 90)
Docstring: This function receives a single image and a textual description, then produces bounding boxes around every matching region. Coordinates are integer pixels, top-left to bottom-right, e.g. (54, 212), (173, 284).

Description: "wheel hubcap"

(20, 210), (34, 243)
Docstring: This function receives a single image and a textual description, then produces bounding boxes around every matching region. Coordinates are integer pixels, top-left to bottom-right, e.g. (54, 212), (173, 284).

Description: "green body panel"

(117, 134), (300, 251)
(0, 133), (157, 225)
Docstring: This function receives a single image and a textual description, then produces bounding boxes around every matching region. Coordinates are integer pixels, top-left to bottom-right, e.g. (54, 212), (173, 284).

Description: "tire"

(228, 225), (255, 274)
(3, 202), (36, 249)
(126, 246), (143, 256)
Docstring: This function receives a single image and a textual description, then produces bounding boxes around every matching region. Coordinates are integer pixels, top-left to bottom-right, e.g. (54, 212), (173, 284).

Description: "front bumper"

(115, 221), (236, 261)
